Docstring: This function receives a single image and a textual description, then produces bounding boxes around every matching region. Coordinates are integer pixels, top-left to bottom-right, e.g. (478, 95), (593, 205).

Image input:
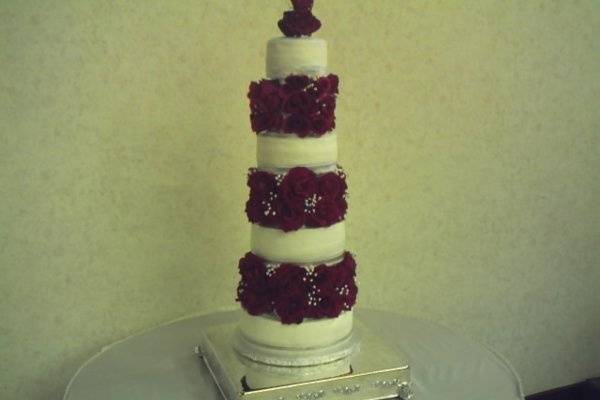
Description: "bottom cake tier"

(238, 310), (353, 349)
(198, 317), (411, 397)
(244, 354), (353, 389)
(235, 310), (357, 389)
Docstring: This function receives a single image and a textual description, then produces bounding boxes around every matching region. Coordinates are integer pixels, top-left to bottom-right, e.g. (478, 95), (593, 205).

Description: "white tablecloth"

(63, 308), (524, 400)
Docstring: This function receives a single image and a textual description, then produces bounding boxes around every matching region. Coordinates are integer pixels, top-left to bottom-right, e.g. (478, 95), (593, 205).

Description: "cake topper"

(278, 0), (321, 37)
(291, 0), (314, 10)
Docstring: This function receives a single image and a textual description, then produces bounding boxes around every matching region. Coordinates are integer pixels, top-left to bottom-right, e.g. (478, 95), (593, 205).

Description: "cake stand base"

(196, 315), (413, 400)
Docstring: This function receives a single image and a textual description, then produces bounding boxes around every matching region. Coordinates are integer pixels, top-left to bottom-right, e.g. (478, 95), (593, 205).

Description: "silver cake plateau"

(196, 316), (413, 400)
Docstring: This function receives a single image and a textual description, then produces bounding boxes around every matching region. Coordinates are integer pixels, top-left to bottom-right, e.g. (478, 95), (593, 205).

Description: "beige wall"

(1, 1), (599, 398)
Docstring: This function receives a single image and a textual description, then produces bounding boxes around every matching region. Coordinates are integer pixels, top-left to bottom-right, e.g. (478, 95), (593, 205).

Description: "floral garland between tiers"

(246, 166), (347, 232)
(248, 74), (339, 137)
(236, 251), (358, 324)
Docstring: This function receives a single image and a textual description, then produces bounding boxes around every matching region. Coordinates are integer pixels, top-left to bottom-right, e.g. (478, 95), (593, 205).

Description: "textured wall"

(1, 1), (599, 398)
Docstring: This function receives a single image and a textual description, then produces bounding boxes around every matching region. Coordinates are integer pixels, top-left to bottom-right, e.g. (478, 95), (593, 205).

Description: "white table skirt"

(63, 308), (524, 400)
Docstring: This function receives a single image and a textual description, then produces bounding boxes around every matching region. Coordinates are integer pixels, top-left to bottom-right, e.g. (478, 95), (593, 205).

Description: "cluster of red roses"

(245, 166), (348, 232)
(248, 74), (339, 137)
(236, 251), (358, 324)
(278, 0), (321, 37)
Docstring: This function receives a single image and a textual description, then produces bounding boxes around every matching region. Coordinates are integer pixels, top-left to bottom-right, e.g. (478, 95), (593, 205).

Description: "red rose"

(245, 197), (262, 224)
(278, 10), (321, 37)
(239, 254), (269, 293)
(305, 199), (341, 227)
(250, 112), (282, 133)
(248, 170), (276, 197)
(264, 198), (282, 227)
(238, 287), (273, 315)
(263, 93), (282, 112)
(279, 202), (305, 232)
(248, 80), (279, 103)
(248, 81), (261, 101)
(280, 167), (317, 206)
(260, 79), (280, 96)
(314, 263), (345, 289)
(250, 112), (269, 133)
(317, 172), (347, 200)
(284, 75), (311, 92)
(238, 252), (265, 281)
(314, 290), (344, 318)
(327, 74), (339, 94)
(269, 263), (307, 294)
(274, 291), (307, 324)
(283, 114), (311, 136)
(328, 254), (357, 284)
(338, 252), (357, 281)
(250, 93), (281, 114)
(307, 113), (332, 135)
(237, 253), (273, 315)
(244, 273), (270, 295)
(307, 76), (331, 101)
(292, 0), (314, 11)
(245, 196), (281, 227)
(305, 304), (319, 319)
(320, 94), (336, 118)
(335, 196), (348, 216)
(269, 263), (309, 323)
(283, 91), (311, 114)
(341, 278), (358, 310)
(249, 80), (284, 132)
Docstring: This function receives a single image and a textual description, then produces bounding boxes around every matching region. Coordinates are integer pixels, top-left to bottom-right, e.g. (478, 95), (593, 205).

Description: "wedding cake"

(233, 0), (360, 389)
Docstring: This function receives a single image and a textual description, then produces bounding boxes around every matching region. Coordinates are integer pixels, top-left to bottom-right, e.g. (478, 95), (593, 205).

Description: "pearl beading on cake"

(261, 190), (279, 217)
(304, 193), (320, 214)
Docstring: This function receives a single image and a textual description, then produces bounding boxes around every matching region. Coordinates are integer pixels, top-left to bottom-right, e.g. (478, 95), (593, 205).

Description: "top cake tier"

(266, 37), (327, 79)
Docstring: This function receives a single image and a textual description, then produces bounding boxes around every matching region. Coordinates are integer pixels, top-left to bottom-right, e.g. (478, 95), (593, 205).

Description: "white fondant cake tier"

(257, 132), (338, 169)
(251, 222), (345, 263)
(239, 310), (353, 349)
(266, 37), (327, 79)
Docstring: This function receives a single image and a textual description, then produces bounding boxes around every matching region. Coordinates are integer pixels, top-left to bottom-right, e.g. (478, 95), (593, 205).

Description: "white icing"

(266, 37), (327, 79)
(251, 222), (345, 263)
(257, 132), (338, 169)
(239, 311), (353, 349)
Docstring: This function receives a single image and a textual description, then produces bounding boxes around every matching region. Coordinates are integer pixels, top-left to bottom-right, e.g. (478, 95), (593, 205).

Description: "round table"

(63, 308), (524, 400)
